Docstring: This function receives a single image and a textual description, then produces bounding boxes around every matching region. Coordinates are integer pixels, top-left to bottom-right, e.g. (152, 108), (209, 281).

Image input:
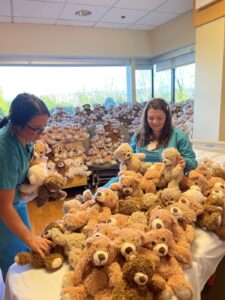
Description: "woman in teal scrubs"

(104, 98), (197, 187)
(0, 93), (52, 279)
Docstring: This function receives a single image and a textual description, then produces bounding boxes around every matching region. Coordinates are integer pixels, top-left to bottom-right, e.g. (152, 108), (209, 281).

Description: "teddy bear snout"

(121, 242), (136, 256)
(123, 188), (132, 195)
(134, 272), (148, 285)
(151, 219), (164, 230)
(154, 243), (168, 256)
(170, 207), (183, 219)
(93, 250), (109, 266)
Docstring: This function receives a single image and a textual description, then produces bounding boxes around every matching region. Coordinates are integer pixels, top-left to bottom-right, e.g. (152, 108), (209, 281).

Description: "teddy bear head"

(158, 187), (181, 206)
(143, 228), (175, 257)
(178, 193), (204, 215)
(188, 170), (210, 195)
(106, 213), (129, 228)
(94, 187), (119, 211)
(122, 254), (155, 286)
(27, 162), (48, 186)
(118, 175), (141, 196)
(44, 174), (67, 191)
(149, 207), (179, 231)
(161, 147), (181, 167)
(114, 143), (133, 162)
(114, 227), (144, 258)
(84, 234), (117, 267)
(167, 202), (197, 225)
(33, 141), (49, 159)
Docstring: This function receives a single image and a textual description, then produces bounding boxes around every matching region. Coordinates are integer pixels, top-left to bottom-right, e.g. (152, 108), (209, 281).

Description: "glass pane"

(154, 66), (171, 102)
(0, 66), (128, 115)
(135, 69), (152, 103)
(175, 63), (195, 103)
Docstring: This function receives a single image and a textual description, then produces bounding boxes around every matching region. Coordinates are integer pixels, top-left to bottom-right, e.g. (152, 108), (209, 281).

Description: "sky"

(0, 66), (127, 100)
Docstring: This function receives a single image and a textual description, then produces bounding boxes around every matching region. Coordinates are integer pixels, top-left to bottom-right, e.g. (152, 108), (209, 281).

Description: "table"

(4, 229), (225, 300)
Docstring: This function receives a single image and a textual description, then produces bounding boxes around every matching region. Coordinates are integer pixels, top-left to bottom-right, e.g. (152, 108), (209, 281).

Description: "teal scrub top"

(130, 127), (197, 174)
(0, 123), (33, 279)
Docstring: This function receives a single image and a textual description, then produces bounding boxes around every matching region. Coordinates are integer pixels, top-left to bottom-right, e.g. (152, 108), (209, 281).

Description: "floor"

(27, 187), (225, 300)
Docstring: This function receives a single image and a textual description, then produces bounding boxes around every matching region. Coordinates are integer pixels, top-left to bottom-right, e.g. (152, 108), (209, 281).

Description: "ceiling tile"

(0, 0), (11, 16)
(68, 0), (118, 6)
(56, 19), (95, 27)
(157, 0), (193, 13)
(59, 3), (110, 21)
(0, 16), (11, 22)
(95, 22), (129, 29)
(115, 0), (167, 10)
(100, 8), (149, 24)
(13, 0), (64, 18)
(14, 17), (56, 24)
(137, 10), (178, 26)
(129, 24), (155, 31)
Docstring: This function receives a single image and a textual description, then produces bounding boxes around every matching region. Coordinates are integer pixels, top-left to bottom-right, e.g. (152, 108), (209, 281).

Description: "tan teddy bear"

(61, 234), (122, 299)
(140, 163), (164, 194)
(114, 143), (152, 174)
(143, 229), (193, 300)
(161, 147), (184, 188)
(157, 187), (181, 207)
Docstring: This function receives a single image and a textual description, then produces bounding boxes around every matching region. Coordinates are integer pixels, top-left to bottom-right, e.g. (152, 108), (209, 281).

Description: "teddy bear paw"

(51, 257), (63, 269)
(174, 286), (192, 300)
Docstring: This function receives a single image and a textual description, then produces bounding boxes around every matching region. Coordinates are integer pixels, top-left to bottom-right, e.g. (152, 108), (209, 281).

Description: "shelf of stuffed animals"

(63, 175), (87, 189)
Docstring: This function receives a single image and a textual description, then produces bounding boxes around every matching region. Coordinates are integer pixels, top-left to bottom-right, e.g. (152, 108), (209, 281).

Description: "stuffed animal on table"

(161, 147), (184, 188)
(143, 228), (193, 300)
(14, 222), (65, 271)
(114, 143), (152, 174)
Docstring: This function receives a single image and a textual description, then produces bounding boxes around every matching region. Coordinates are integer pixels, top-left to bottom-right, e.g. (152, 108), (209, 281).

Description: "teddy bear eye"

(161, 237), (166, 242)
(151, 241), (156, 246)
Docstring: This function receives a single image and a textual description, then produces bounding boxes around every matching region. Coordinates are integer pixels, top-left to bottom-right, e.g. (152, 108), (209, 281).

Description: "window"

(175, 64), (195, 103)
(0, 65), (127, 115)
(153, 66), (171, 102)
(135, 69), (152, 103)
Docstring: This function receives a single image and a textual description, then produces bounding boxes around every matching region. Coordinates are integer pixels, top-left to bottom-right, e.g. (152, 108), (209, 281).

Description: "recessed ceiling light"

(121, 15), (126, 19)
(75, 10), (92, 17)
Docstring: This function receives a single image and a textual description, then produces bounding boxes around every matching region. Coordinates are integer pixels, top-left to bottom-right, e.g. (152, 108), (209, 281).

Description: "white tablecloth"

(4, 228), (225, 300)
(0, 269), (4, 300)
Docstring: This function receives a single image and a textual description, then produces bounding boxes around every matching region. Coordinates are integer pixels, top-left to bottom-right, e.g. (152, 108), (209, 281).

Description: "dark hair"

(136, 98), (172, 147)
(0, 93), (50, 129)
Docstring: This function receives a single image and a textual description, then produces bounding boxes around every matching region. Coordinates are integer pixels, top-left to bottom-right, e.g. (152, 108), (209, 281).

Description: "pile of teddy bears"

(15, 142), (225, 300)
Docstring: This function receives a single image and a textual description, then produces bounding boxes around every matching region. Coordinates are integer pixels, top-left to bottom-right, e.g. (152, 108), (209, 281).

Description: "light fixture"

(75, 10), (92, 17)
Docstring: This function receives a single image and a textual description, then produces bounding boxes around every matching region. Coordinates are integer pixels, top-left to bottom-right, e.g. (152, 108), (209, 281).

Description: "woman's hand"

(177, 155), (186, 170)
(27, 236), (53, 258)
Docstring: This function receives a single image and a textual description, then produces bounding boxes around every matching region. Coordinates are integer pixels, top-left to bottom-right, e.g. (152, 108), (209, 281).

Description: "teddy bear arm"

(61, 285), (87, 300)
(203, 204), (223, 213)
(133, 153), (145, 160)
(64, 212), (89, 230)
(151, 273), (167, 291)
(185, 224), (196, 243)
(47, 228), (66, 246)
(171, 244), (192, 267)
(107, 262), (123, 288)
(110, 182), (120, 191)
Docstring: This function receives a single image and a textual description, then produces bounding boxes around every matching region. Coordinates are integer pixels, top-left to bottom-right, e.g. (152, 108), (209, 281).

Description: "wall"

(194, 17), (225, 140)
(149, 11), (195, 57)
(0, 23), (152, 58)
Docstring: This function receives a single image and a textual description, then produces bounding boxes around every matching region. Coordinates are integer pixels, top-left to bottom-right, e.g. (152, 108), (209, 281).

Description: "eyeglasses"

(26, 124), (45, 134)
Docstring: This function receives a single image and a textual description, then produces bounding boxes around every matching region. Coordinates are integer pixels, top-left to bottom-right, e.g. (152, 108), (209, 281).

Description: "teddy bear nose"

(139, 275), (148, 284)
(124, 190), (130, 194)
(98, 253), (105, 261)
(172, 208), (178, 213)
(156, 223), (162, 229)
(159, 247), (166, 254)
(125, 246), (133, 254)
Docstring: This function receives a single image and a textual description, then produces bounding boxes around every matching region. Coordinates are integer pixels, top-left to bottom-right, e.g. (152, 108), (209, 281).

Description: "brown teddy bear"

(114, 143), (152, 174)
(112, 254), (164, 300)
(161, 147), (184, 188)
(187, 170), (210, 196)
(143, 228), (193, 300)
(15, 222), (65, 271)
(61, 234), (122, 299)
(157, 187), (181, 206)
(140, 163), (164, 194)
(35, 173), (67, 207)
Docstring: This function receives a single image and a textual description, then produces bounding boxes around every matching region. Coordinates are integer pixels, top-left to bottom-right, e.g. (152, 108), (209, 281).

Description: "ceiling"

(0, 0), (193, 31)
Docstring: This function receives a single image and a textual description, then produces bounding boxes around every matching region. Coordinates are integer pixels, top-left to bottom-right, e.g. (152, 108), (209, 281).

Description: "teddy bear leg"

(168, 275), (193, 300)
(58, 190), (67, 201)
(62, 271), (77, 288)
(157, 285), (174, 300)
(44, 253), (64, 270)
(61, 285), (86, 300)
(14, 252), (33, 266)
(94, 288), (112, 300)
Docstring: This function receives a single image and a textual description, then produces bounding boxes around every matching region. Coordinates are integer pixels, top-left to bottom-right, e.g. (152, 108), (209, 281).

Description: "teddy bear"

(182, 185), (205, 203)
(112, 253), (164, 300)
(161, 147), (184, 188)
(61, 234), (122, 300)
(15, 222), (65, 271)
(148, 208), (192, 268)
(197, 187), (224, 232)
(54, 158), (68, 178)
(157, 187), (181, 207)
(187, 170), (210, 196)
(114, 143), (152, 174)
(166, 202), (197, 244)
(140, 163), (164, 194)
(19, 161), (48, 199)
(44, 227), (86, 269)
(63, 188), (118, 234)
(35, 173), (67, 207)
(143, 228), (193, 300)
(29, 140), (49, 166)
(178, 193), (204, 216)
